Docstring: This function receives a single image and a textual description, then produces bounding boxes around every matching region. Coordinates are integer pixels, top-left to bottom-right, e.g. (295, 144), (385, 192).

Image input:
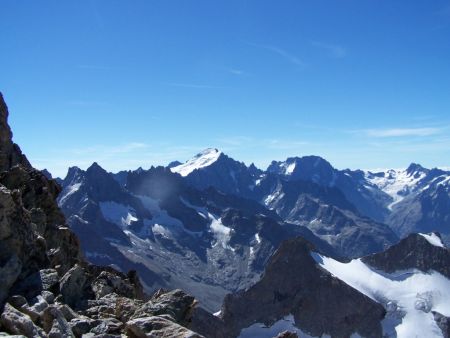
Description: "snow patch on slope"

(419, 233), (445, 248)
(171, 148), (222, 177)
(365, 169), (426, 210)
(136, 195), (200, 238)
(99, 201), (138, 229)
(59, 182), (82, 204)
(239, 314), (338, 338)
(209, 214), (233, 250)
(312, 253), (450, 338)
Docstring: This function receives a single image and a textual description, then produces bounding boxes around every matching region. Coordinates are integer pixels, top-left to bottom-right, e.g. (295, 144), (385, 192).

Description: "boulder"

(126, 316), (204, 338)
(60, 265), (88, 309)
(69, 317), (100, 337)
(0, 303), (45, 337)
(89, 318), (123, 335)
(131, 289), (196, 325)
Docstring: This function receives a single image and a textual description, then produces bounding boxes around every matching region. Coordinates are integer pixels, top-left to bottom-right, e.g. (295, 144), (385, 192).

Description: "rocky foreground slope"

(0, 93), (223, 337)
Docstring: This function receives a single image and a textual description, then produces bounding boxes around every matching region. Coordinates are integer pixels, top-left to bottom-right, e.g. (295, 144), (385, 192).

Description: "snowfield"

(419, 233), (445, 248)
(365, 169), (426, 210)
(171, 148), (222, 177)
(99, 201), (138, 229)
(312, 253), (450, 338)
(59, 182), (82, 204)
(238, 314), (364, 338)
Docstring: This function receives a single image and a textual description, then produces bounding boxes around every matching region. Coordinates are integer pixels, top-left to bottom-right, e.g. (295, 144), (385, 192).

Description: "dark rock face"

(254, 174), (398, 258)
(362, 232), (450, 278)
(387, 173), (450, 244)
(433, 312), (450, 338)
(0, 93), (219, 338)
(0, 93), (30, 172)
(172, 149), (262, 198)
(272, 332), (298, 338)
(267, 156), (390, 222)
(221, 237), (385, 338)
(0, 94), (81, 306)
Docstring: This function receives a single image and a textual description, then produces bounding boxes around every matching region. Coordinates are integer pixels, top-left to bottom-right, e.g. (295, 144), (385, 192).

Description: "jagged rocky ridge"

(0, 93), (223, 337)
(58, 162), (336, 311)
(173, 150), (450, 246)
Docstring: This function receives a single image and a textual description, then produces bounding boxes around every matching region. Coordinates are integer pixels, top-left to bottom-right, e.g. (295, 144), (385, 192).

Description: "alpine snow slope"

(221, 233), (450, 338)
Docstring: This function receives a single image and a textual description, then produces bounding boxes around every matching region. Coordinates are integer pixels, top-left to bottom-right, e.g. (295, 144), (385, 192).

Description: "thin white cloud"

(247, 42), (306, 67)
(364, 127), (441, 138)
(312, 41), (347, 58)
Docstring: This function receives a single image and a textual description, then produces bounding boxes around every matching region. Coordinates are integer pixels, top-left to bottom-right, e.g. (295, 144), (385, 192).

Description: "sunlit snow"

(419, 233), (445, 248)
(99, 201), (138, 229)
(312, 253), (450, 338)
(171, 148), (222, 177)
(209, 214), (233, 250)
(59, 182), (82, 204)
(239, 314), (341, 338)
(365, 169), (426, 210)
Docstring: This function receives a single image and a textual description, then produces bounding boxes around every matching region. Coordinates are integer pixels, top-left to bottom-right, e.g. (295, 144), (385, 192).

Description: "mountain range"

(54, 147), (450, 319)
(1, 91), (450, 338)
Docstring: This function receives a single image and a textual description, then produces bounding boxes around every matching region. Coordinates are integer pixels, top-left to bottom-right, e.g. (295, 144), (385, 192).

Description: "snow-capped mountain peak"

(171, 148), (222, 177)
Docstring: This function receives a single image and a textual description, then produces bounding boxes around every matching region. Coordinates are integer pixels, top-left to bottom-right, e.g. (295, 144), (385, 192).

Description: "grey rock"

(0, 251), (22, 305)
(221, 237), (385, 338)
(132, 289), (196, 324)
(69, 318), (100, 337)
(60, 265), (88, 309)
(0, 303), (45, 337)
(40, 306), (71, 334)
(56, 303), (79, 321)
(362, 232), (450, 278)
(126, 316), (204, 338)
(433, 311), (450, 338)
(89, 318), (123, 335)
(41, 291), (55, 304)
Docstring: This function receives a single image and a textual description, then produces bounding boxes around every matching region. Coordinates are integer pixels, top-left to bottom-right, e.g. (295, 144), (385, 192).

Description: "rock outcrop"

(220, 237), (386, 338)
(362, 232), (450, 278)
(0, 92), (220, 337)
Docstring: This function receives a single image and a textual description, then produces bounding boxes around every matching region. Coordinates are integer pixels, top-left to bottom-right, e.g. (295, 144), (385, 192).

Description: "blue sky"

(1, 0), (450, 177)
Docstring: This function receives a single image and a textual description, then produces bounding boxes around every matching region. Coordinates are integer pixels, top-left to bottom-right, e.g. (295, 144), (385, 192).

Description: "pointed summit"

(170, 148), (223, 177)
(406, 162), (427, 176)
